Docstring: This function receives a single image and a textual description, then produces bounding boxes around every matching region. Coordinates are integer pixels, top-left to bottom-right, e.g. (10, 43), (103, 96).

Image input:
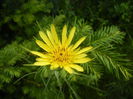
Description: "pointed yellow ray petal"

(76, 46), (93, 55)
(36, 40), (52, 52)
(33, 62), (50, 66)
(71, 36), (86, 50)
(46, 30), (55, 45)
(72, 47), (80, 54)
(73, 58), (92, 63)
(51, 24), (59, 44)
(70, 64), (84, 72)
(67, 45), (74, 51)
(23, 64), (38, 66)
(62, 25), (67, 44)
(50, 63), (59, 70)
(46, 30), (58, 48)
(74, 54), (87, 59)
(39, 31), (53, 48)
(65, 26), (76, 47)
(64, 66), (74, 74)
(30, 51), (47, 58)
(36, 58), (48, 62)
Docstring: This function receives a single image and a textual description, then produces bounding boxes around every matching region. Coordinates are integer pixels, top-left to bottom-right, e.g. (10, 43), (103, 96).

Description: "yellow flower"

(28, 24), (92, 74)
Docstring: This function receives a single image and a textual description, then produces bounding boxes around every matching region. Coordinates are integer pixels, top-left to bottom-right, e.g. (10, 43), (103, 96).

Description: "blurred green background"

(0, 0), (133, 99)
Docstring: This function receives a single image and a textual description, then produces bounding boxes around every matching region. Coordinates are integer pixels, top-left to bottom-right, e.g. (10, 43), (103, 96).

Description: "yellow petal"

(33, 62), (50, 66)
(71, 36), (86, 50)
(50, 63), (59, 70)
(30, 51), (48, 58)
(62, 25), (67, 45)
(46, 30), (56, 47)
(76, 46), (93, 54)
(64, 66), (74, 74)
(70, 64), (84, 72)
(65, 26), (76, 47)
(73, 58), (92, 63)
(74, 54), (87, 59)
(51, 24), (59, 44)
(36, 58), (48, 62)
(39, 31), (53, 48)
(36, 40), (51, 52)
(67, 45), (74, 51)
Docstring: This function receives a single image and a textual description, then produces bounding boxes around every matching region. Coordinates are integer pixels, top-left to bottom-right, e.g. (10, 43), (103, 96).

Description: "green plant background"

(0, 0), (133, 99)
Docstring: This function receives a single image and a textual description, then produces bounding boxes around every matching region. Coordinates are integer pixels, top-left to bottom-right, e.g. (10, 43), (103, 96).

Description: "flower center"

(52, 47), (71, 64)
